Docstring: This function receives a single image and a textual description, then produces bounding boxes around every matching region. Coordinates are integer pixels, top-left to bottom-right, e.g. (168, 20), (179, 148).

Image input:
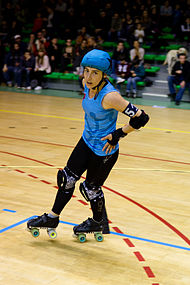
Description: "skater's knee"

(57, 166), (79, 192)
(79, 181), (104, 202)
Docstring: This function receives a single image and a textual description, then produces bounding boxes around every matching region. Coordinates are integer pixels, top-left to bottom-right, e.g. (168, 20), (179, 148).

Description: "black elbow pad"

(129, 110), (149, 129)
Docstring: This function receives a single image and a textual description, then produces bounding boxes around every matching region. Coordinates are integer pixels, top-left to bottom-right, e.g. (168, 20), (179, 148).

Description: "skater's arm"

(101, 91), (149, 154)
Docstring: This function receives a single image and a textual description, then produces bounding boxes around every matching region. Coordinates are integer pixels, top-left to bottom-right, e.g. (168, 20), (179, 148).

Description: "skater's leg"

(51, 166), (80, 215)
(85, 149), (119, 233)
(51, 137), (90, 215)
(79, 181), (105, 222)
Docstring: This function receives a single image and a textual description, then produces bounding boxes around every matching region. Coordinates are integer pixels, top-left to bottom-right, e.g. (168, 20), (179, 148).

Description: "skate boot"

(27, 213), (59, 239)
(73, 218), (104, 242)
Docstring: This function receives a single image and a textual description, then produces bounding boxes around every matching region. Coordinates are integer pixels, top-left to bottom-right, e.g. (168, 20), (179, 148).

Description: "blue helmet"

(81, 49), (112, 75)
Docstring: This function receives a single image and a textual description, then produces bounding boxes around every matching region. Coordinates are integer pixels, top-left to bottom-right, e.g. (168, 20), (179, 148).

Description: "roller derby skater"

(27, 49), (149, 242)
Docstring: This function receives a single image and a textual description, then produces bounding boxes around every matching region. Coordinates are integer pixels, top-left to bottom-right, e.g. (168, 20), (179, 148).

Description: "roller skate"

(73, 217), (104, 243)
(27, 213), (59, 239)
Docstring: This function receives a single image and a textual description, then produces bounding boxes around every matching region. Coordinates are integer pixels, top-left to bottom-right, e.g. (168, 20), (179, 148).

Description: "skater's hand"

(101, 134), (116, 154)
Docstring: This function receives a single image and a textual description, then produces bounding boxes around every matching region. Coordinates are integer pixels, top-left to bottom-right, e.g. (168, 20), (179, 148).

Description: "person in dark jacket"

(21, 50), (35, 89)
(168, 53), (190, 105)
(112, 41), (130, 75)
(126, 58), (145, 98)
(2, 43), (23, 87)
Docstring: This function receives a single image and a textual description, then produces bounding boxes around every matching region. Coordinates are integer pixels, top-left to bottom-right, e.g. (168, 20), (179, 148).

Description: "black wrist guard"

(108, 128), (127, 146)
(129, 110), (149, 129)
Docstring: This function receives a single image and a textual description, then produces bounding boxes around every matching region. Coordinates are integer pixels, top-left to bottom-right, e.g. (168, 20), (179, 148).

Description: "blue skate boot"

(73, 217), (104, 242)
(27, 213), (59, 239)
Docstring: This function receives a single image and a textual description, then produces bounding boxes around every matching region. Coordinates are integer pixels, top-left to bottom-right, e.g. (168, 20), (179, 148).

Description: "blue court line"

(2, 209), (16, 213)
(59, 220), (190, 251)
(0, 216), (36, 234)
(0, 217), (190, 251)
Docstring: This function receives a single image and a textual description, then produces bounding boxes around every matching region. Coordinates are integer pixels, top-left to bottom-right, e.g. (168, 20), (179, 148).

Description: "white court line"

(142, 93), (168, 97)
(155, 80), (167, 83)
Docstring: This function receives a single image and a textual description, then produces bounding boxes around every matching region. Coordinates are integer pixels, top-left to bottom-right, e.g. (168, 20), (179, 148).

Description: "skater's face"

(83, 67), (103, 89)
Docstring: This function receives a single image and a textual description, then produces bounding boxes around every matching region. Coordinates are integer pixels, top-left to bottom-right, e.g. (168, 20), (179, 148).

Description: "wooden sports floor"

(0, 90), (190, 285)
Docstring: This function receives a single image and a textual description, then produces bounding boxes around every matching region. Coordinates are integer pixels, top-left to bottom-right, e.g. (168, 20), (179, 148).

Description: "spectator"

(163, 47), (188, 75)
(2, 43), (23, 88)
(21, 50), (35, 89)
(75, 26), (89, 47)
(60, 38), (74, 72)
(134, 23), (145, 44)
(14, 34), (27, 53)
(130, 40), (145, 63)
(120, 13), (135, 47)
(108, 12), (122, 41)
(181, 17), (190, 41)
(32, 12), (44, 33)
(94, 10), (110, 40)
(141, 10), (151, 35)
(27, 33), (37, 56)
(172, 4), (183, 38)
(47, 37), (61, 72)
(35, 31), (48, 52)
(73, 39), (88, 72)
(87, 36), (99, 51)
(115, 59), (131, 91)
(112, 41), (130, 75)
(33, 49), (51, 90)
(167, 53), (190, 105)
(160, 0), (173, 28)
(126, 58), (145, 98)
(45, 7), (55, 38)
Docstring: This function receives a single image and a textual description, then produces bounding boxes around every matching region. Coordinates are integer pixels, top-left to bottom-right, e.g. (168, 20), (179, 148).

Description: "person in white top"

(34, 49), (51, 90)
(130, 40), (145, 63)
(134, 23), (145, 43)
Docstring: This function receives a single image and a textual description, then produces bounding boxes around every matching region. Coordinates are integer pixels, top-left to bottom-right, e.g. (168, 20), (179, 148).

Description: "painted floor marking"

(1, 166), (189, 174)
(0, 109), (190, 134)
(2, 209), (16, 213)
(0, 215), (189, 251)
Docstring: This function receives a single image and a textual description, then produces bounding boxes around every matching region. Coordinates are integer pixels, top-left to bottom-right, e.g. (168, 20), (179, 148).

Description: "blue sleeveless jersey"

(82, 81), (119, 156)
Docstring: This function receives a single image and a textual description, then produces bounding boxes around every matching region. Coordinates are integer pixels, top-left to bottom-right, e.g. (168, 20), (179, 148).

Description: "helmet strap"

(92, 73), (107, 100)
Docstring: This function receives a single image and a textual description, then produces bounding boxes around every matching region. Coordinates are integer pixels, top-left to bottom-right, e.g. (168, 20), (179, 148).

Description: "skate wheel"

(31, 228), (40, 238)
(94, 233), (103, 242)
(47, 229), (57, 239)
(78, 233), (86, 243)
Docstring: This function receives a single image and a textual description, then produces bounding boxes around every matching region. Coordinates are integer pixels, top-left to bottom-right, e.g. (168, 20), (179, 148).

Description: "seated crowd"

(1, 31), (146, 95)
(0, 0), (190, 102)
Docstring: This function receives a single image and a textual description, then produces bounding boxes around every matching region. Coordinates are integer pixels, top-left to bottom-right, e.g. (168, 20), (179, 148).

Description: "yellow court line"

(1, 165), (189, 173)
(0, 109), (83, 122)
(0, 109), (190, 134)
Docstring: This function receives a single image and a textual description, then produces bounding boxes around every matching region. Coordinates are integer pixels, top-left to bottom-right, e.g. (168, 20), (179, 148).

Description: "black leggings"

(67, 137), (119, 186)
(52, 137), (119, 220)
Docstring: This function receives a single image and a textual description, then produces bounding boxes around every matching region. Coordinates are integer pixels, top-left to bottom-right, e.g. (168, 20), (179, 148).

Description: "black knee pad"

(57, 166), (79, 192)
(79, 181), (104, 202)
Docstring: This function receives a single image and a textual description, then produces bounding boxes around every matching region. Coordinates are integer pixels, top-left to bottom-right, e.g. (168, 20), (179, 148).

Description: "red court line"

(28, 174), (38, 179)
(0, 135), (189, 165)
(103, 185), (190, 246)
(0, 151), (54, 166)
(120, 152), (190, 166)
(78, 200), (88, 206)
(134, 251), (145, 262)
(123, 238), (135, 247)
(143, 266), (155, 278)
(112, 226), (124, 234)
(15, 169), (25, 173)
(3, 162), (158, 283)
(1, 151), (190, 247)
(40, 180), (52, 185)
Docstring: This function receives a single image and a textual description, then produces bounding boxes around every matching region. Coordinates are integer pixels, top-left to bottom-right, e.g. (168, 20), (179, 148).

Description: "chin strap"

(92, 73), (107, 100)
